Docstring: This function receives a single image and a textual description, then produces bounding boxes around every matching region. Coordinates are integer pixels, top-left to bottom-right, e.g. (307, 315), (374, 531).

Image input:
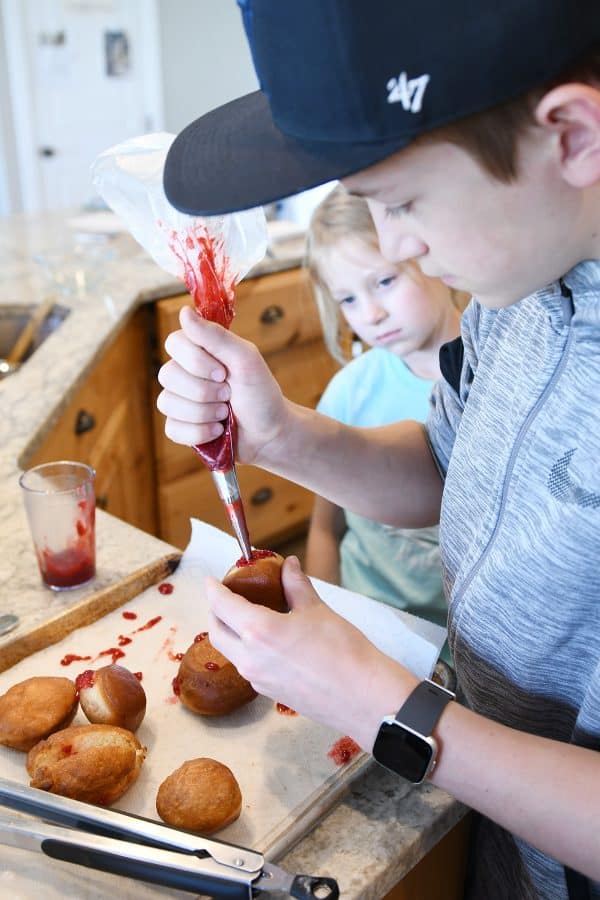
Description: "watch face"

(373, 720), (434, 783)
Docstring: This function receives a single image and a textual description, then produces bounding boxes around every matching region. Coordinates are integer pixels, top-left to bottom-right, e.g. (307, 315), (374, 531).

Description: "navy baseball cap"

(164, 0), (600, 216)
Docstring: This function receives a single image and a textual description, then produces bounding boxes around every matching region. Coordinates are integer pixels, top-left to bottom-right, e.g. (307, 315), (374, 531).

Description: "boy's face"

(342, 133), (582, 308)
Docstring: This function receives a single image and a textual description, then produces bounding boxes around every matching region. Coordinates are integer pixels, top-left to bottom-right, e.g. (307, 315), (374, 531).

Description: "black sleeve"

(439, 336), (466, 395)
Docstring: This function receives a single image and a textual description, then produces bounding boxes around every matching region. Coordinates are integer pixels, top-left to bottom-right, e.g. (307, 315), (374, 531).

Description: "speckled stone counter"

(0, 211), (466, 899)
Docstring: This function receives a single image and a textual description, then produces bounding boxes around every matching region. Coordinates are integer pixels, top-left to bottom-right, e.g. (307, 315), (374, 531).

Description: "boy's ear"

(535, 84), (600, 188)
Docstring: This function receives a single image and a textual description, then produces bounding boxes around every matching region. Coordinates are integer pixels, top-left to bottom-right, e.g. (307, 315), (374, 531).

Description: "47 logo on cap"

(387, 72), (430, 112)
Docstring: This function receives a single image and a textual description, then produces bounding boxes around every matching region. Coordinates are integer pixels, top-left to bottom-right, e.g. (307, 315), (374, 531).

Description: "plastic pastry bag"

(92, 132), (267, 475)
(91, 132), (267, 328)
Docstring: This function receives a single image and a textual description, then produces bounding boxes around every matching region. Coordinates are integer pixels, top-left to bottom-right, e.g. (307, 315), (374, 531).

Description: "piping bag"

(92, 133), (268, 561)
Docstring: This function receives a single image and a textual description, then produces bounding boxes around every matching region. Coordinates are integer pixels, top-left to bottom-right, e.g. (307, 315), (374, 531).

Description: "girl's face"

(319, 235), (452, 358)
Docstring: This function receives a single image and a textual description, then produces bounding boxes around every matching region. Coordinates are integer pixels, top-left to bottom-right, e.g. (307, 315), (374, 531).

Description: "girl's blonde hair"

(306, 183), (468, 364)
(306, 183), (379, 364)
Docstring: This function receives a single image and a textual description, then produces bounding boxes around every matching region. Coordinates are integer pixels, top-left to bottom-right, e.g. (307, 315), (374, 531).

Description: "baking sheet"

(0, 519), (445, 893)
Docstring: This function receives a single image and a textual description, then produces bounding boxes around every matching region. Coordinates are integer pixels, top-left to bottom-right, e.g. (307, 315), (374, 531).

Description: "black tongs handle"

(42, 837), (251, 899)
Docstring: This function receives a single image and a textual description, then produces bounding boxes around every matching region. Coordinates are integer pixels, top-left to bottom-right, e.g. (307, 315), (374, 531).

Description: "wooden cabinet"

(27, 307), (158, 536)
(153, 267), (338, 550)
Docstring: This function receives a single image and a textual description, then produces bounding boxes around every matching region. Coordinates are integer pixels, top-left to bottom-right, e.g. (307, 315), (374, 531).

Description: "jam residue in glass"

(328, 736), (361, 766)
(235, 548), (276, 568)
(39, 544), (95, 589)
(117, 635), (132, 647)
(122, 611), (137, 620)
(158, 582), (174, 595)
(60, 653), (92, 667)
(276, 702), (298, 716)
(75, 669), (95, 692)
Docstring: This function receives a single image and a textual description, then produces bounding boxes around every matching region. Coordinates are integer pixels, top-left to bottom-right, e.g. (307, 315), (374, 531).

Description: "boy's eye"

(384, 201), (412, 218)
(378, 275), (397, 289)
(337, 295), (355, 306)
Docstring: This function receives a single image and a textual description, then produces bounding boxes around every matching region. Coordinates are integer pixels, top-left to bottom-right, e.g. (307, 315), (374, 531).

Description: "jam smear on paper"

(328, 736), (361, 766)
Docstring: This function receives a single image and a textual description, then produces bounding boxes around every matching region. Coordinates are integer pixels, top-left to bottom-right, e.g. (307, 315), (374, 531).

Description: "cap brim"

(163, 91), (409, 216)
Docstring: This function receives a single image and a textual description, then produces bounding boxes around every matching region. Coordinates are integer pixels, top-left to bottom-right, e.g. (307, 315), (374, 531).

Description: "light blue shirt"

(317, 349), (448, 643)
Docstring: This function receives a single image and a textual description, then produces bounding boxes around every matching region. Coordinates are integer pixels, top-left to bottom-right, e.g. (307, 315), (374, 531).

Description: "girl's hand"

(157, 306), (289, 464)
(206, 556), (417, 749)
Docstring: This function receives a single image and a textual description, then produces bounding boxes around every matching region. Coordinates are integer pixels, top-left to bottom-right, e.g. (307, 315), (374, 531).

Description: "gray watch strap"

(395, 679), (454, 735)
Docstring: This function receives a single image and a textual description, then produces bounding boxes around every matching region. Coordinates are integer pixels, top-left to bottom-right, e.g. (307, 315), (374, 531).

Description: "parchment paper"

(0, 519), (445, 894)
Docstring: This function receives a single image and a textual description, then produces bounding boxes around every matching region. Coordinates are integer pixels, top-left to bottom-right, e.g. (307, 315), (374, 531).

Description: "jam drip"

(235, 548), (276, 568)
(328, 736), (361, 766)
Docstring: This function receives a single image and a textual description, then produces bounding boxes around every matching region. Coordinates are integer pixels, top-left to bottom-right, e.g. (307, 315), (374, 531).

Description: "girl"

(305, 185), (464, 653)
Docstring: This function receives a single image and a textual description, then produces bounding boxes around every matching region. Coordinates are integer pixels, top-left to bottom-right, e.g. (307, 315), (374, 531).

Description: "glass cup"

(19, 461), (96, 591)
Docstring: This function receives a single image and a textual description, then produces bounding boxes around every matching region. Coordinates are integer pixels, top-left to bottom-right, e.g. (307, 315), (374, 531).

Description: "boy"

(157, 2), (600, 897)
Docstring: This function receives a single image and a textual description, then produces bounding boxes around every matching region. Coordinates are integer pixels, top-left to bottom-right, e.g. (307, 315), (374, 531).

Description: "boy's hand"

(157, 306), (289, 464)
(206, 556), (417, 750)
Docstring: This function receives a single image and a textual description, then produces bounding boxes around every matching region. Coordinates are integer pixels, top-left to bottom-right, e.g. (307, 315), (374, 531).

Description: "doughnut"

(0, 676), (78, 751)
(177, 635), (257, 716)
(156, 757), (242, 834)
(26, 723), (146, 805)
(222, 549), (287, 612)
(77, 665), (146, 732)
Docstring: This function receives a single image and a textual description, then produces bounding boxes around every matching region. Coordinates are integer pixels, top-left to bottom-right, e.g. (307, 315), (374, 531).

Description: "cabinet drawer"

(158, 465), (314, 551)
(155, 268), (322, 360)
(153, 339), (338, 485)
(27, 310), (158, 535)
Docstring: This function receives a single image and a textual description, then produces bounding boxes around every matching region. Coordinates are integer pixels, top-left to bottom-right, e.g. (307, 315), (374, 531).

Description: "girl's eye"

(378, 275), (397, 289)
(385, 201), (412, 218)
(337, 295), (355, 306)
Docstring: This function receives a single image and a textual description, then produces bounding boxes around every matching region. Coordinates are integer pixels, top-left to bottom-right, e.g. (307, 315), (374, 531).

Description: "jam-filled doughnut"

(156, 757), (242, 834)
(222, 549), (287, 613)
(77, 664), (146, 732)
(177, 634), (257, 716)
(0, 676), (78, 751)
(26, 723), (146, 805)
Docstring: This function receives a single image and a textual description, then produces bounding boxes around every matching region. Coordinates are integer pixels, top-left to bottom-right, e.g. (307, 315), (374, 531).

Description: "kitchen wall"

(157, 0), (258, 134)
(0, 1), (258, 215)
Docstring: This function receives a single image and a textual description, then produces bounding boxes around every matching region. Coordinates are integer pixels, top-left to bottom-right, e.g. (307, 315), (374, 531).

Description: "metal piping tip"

(210, 469), (252, 561)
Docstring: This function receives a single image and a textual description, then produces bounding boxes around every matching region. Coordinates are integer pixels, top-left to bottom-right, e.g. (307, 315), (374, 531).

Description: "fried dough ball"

(156, 758), (242, 834)
(77, 665), (146, 732)
(26, 723), (146, 805)
(0, 676), (78, 751)
(222, 550), (287, 612)
(177, 635), (257, 716)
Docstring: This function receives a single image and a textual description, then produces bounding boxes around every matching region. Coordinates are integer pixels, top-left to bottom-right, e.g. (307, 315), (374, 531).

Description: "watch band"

(394, 679), (455, 735)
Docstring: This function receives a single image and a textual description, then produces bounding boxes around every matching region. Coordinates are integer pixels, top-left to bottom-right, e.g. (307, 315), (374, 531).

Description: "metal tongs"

(0, 778), (338, 899)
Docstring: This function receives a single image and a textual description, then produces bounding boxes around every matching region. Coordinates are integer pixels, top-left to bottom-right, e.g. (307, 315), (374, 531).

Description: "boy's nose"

(368, 202), (428, 263)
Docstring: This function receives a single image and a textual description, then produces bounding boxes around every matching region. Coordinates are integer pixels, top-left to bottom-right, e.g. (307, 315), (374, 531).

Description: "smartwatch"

(372, 679), (455, 784)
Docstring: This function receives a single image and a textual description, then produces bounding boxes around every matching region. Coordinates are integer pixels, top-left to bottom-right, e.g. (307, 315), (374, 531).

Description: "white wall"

(0, 2), (21, 213)
(157, 0), (258, 134)
(0, 1), (258, 214)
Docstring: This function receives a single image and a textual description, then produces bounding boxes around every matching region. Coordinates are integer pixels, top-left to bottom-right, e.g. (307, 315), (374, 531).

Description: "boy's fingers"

(281, 556), (321, 611)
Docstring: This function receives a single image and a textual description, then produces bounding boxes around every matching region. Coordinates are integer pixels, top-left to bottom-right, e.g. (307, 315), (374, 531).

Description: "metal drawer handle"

(260, 304), (284, 325)
(250, 486), (273, 506)
(75, 409), (96, 435)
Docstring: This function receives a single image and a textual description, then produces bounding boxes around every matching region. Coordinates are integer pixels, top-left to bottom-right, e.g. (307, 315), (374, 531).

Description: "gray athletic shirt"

(426, 259), (600, 900)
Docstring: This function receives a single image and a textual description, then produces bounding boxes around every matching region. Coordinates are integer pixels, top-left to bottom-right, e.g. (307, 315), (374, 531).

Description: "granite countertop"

(0, 210), (465, 899)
